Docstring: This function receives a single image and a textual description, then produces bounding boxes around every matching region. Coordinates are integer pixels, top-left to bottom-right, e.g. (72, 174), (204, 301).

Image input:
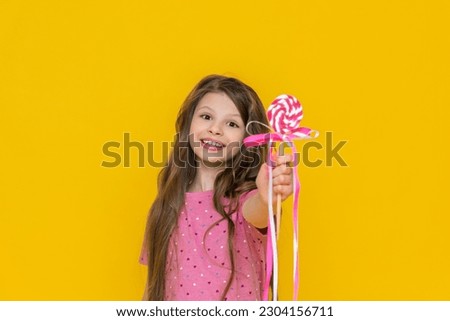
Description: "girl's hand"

(242, 153), (294, 229)
(256, 153), (294, 206)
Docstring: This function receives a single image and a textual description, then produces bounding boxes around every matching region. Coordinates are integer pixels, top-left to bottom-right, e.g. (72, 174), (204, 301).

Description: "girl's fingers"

(273, 184), (293, 198)
(272, 174), (292, 186)
(272, 164), (292, 177)
(275, 154), (293, 166)
(269, 153), (294, 199)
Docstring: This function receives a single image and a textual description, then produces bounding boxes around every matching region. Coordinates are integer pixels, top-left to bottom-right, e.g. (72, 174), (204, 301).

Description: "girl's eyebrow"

(198, 106), (241, 118)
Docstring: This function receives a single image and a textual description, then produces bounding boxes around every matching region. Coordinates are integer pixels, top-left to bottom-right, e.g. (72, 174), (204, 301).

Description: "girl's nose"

(208, 123), (223, 136)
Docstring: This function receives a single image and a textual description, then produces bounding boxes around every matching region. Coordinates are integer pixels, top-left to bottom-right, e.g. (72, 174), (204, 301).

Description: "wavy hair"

(144, 75), (269, 300)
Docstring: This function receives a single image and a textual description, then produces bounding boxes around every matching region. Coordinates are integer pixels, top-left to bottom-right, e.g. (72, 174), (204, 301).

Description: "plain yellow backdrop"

(1, 0), (449, 300)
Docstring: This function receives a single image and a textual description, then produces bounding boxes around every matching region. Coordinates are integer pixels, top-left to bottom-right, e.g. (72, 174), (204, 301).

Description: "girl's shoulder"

(183, 188), (259, 216)
(239, 188), (259, 203)
(184, 189), (257, 201)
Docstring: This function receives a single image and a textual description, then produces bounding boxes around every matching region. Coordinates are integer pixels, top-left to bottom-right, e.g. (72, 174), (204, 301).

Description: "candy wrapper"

(244, 94), (319, 301)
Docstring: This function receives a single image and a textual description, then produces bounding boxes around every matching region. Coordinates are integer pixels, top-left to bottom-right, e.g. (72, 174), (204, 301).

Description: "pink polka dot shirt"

(140, 189), (267, 301)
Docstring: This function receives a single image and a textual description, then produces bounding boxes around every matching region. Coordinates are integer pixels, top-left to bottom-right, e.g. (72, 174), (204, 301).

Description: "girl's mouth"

(200, 139), (225, 151)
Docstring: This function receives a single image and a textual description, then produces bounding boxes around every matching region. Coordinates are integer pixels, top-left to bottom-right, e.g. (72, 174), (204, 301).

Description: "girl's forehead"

(195, 92), (242, 118)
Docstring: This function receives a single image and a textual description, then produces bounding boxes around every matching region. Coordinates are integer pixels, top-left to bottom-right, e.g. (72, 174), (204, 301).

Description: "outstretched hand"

(256, 153), (294, 206)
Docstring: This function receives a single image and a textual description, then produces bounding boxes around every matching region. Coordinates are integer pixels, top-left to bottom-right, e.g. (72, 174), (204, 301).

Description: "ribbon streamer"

(244, 94), (319, 301)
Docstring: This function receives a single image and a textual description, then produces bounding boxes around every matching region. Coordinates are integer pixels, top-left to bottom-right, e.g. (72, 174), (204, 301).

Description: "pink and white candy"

(244, 93), (316, 301)
(267, 94), (303, 135)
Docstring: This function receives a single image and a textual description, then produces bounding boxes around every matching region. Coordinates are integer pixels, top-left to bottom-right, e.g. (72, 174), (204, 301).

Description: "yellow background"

(1, 0), (449, 300)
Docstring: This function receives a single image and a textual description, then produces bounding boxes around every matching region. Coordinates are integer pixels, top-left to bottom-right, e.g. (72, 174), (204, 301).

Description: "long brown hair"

(145, 75), (269, 300)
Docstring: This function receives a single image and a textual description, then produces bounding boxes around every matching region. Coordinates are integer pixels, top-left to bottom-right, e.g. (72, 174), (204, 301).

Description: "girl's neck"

(188, 163), (222, 192)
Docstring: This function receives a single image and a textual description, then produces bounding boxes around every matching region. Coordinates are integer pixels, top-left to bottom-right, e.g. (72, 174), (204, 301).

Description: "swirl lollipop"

(243, 94), (318, 301)
(267, 94), (303, 134)
(267, 94), (305, 240)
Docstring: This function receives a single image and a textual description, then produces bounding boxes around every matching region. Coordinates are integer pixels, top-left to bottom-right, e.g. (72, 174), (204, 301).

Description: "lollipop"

(267, 94), (303, 134)
(267, 95), (304, 239)
(244, 94), (318, 301)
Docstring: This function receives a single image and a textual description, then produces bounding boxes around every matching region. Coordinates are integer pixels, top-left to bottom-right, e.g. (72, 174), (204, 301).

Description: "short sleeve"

(238, 189), (259, 210)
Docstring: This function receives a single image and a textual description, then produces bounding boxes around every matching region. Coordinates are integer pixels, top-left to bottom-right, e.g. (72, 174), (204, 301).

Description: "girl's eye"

(200, 114), (211, 120)
(228, 122), (239, 128)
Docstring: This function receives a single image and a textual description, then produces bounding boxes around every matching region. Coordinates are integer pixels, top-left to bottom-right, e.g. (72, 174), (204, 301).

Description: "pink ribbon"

(244, 109), (318, 301)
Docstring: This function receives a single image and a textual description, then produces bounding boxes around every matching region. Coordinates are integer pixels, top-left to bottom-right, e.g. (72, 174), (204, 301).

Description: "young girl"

(140, 75), (293, 301)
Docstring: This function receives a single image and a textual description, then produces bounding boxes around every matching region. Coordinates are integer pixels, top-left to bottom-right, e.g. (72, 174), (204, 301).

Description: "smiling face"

(189, 92), (246, 167)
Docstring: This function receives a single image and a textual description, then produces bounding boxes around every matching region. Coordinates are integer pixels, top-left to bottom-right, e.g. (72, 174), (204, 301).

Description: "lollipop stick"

(276, 144), (284, 240)
(276, 195), (281, 239)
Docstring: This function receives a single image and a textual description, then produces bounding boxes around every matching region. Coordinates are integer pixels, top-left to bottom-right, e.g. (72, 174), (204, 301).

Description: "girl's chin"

(193, 153), (231, 168)
(197, 158), (227, 168)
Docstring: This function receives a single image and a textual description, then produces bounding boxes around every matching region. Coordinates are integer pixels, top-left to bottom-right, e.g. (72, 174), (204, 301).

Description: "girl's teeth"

(203, 140), (223, 147)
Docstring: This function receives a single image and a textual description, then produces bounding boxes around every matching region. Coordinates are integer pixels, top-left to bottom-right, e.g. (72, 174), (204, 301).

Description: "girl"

(140, 75), (293, 301)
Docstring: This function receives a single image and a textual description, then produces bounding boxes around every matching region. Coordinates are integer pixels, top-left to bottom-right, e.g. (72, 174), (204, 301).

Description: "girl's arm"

(242, 192), (275, 228)
(242, 154), (293, 228)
